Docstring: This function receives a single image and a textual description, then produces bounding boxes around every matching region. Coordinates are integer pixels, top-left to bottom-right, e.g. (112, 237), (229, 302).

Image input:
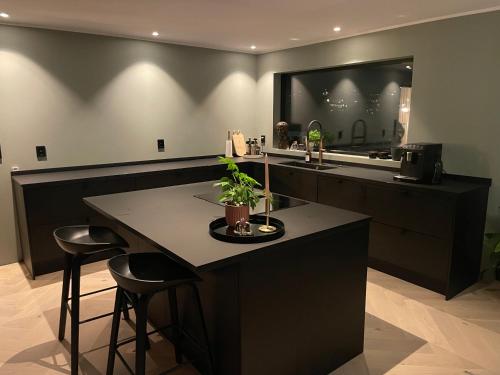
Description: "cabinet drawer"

(24, 183), (88, 225)
(365, 185), (455, 238)
(369, 222), (450, 284)
(269, 166), (317, 201)
(317, 175), (366, 213)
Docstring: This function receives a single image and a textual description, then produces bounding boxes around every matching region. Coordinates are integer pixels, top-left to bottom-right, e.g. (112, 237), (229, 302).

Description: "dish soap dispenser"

(305, 143), (312, 163)
(225, 130), (233, 158)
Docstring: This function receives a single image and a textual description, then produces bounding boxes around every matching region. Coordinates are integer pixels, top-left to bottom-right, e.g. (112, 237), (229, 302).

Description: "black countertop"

(12, 155), (490, 195)
(84, 181), (370, 271)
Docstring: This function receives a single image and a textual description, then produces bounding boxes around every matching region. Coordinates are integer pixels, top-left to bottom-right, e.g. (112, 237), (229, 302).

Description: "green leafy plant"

(214, 157), (263, 209)
(482, 233), (500, 280)
(308, 129), (321, 143)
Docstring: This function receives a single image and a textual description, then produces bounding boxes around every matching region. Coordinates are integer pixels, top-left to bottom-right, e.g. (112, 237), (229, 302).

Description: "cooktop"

(194, 190), (308, 214)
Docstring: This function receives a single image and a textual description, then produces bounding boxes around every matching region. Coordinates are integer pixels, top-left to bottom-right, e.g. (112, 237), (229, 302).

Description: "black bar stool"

(54, 225), (130, 375)
(106, 252), (214, 375)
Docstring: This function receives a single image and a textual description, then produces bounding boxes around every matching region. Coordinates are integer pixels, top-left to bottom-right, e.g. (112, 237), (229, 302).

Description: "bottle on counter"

(246, 138), (252, 155)
(305, 143), (312, 163)
(225, 130), (233, 158)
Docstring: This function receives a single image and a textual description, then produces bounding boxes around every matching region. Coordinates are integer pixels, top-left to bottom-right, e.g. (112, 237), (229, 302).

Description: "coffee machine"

(394, 143), (443, 184)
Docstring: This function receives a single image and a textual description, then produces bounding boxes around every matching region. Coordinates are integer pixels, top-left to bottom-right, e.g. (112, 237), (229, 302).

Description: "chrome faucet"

(307, 120), (326, 164)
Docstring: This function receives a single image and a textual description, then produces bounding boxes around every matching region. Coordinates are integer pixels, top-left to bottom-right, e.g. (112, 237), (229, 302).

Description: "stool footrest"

(69, 285), (117, 300)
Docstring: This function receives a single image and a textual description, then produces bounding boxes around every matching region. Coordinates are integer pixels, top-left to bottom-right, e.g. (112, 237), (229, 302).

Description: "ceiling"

(1, 0), (500, 53)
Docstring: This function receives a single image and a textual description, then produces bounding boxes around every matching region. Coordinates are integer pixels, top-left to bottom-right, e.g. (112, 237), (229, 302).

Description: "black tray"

(209, 215), (285, 243)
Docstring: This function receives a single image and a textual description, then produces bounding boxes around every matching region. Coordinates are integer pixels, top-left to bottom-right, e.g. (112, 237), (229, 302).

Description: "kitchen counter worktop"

(84, 181), (370, 271)
(12, 154), (490, 195)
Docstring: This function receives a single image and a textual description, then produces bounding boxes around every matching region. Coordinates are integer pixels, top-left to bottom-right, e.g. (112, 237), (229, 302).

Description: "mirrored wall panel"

(273, 58), (413, 155)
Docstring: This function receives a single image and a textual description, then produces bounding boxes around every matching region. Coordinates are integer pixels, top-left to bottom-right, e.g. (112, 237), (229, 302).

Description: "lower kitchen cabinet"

(317, 175), (366, 213)
(269, 165), (317, 201)
(369, 222), (450, 293)
(13, 163), (228, 278)
(12, 159), (490, 299)
(314, 173), (488, 299)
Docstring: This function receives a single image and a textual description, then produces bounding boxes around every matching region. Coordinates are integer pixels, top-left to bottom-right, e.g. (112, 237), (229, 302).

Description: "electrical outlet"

(36, 145), (47, 160)
(157, 139), (165, 152)
(338, 131), (343, 140)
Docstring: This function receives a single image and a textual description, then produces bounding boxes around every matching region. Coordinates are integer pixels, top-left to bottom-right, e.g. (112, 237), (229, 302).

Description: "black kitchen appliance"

(394, 143), (443, 184)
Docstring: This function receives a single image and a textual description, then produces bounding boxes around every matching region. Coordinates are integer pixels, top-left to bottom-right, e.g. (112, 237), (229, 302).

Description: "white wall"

(0, 25), (257, 264)
(256, 11), (500, 230)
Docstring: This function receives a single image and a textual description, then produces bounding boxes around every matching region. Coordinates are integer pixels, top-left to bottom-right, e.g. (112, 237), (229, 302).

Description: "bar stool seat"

(106, 252), (214, 375)
(108, 252), (200, 294)
(54, 225), (130, 375)
(54, 225), (129, 255)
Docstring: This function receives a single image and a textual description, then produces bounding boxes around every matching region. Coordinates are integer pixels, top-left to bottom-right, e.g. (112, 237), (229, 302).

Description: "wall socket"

(157, 139), (165, 152)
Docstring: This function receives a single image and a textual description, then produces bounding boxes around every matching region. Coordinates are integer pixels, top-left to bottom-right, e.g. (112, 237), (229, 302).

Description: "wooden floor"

(0, 261), (499, 375)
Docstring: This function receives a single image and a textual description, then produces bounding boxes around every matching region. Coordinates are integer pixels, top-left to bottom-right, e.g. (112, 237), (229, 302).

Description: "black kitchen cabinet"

(269, 165), (317, 201)
(12, 162), (228, 278)
(12, 157), (490, 299)
(317, 175), (366, 213)
(315, 173), (489, 299)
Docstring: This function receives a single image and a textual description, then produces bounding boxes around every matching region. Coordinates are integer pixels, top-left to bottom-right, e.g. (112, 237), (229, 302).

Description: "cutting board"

(232, 131), (246, 156)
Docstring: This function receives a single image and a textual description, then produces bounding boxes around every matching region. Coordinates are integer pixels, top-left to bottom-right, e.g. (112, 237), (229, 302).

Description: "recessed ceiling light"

(290, 38), (300, 41)
(405, 65), (412, 70)
(0, 12), (10, 18)
(152, 31), (159, 37)
(333, 26), (341, 32)
(250, 45), (256, 50)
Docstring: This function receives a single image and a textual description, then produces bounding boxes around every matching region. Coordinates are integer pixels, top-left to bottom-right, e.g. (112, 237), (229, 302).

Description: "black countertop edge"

(10, 154), (222, 176)
(12, 155), (491, 194)
(83, 195), (371, 272)
(196, 219), (372, 273)
(266, 152), (400, 172)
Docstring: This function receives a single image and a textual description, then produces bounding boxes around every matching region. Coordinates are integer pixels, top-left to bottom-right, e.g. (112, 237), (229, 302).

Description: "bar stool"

(106, 252), (214, 375)
(54, 225), (130, 375)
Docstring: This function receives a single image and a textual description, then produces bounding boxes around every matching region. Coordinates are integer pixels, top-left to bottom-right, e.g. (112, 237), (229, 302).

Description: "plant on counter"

(482, 233), (500, 280)
(308, 129), (321, 144)
(214, 157), (263, 227)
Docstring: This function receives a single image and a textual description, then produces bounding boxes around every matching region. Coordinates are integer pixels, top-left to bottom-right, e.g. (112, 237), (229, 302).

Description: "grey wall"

(256, 11), (500, 230)
(0, 25), (257, 264)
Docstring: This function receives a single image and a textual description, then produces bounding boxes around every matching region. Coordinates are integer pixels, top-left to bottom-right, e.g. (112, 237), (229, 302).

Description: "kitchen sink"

(279, 161), (337, 171)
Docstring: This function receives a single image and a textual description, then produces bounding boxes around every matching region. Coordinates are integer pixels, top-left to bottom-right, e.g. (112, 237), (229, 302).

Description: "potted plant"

(214, 157), (263, 227)
(308, 129), (321, 151)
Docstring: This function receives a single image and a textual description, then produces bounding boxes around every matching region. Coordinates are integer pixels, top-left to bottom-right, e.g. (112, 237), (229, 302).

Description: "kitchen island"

(84, 181), (370, 375)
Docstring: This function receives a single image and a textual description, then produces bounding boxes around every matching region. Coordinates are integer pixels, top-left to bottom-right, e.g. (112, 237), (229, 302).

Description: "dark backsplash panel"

(274, 58), (413, 154)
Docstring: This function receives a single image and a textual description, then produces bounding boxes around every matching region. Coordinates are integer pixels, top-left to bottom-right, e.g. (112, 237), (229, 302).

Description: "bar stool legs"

(70, 256), (82, 375)
(106, 284), (214, 375)
(191, 283), (214, 375)
(168, 287), (182, 364)
(107, 287), (124, 375)
(58, 253), (72, 341)
(58, 253), (130, 375)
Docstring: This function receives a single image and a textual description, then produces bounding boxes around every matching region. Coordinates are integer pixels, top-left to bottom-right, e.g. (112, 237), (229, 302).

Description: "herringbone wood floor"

(0, 261), (499, 374)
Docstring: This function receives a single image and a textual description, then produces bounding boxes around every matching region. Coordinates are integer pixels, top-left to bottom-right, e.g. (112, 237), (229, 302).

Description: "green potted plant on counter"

(308, 129), (321, 151)
(214, 157), (263, 227)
